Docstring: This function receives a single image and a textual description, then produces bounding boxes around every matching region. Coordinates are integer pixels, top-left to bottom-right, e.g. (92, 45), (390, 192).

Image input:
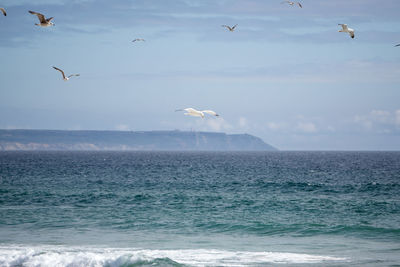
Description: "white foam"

(0, 245), (347, 267)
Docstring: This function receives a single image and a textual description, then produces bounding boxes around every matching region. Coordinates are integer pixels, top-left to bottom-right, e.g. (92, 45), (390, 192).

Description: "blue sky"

(0, 0), (399, 150)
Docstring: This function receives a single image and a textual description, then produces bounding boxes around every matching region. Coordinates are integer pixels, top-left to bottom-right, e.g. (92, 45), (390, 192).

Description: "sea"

(0, 151), (399, 267)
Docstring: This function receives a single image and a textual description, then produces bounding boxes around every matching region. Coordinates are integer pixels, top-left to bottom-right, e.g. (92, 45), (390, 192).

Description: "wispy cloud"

(2, 0), (400, 46)
(191, 117), (233, 132)
(297, 122), (318, 133)
(396, 110), (400, 127)
(353, 109), (400, 133)
(115, 124), (130, 131)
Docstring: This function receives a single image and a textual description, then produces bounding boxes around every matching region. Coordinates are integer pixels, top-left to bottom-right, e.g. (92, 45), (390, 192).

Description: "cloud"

(354, 115), (373, 129)
(149, 59), (400, 85)
(396, 110), (400, 127)
(238, 117), (248, 128)
(115, 124), (130, 131)
(353, 109), (400, 132)
(265, 114), (341, 136)
(267, 122), (287, 131)
(297, 122), (318, 133)
(193, 117), (232, 132)
(370, 110), (391, 123)
(2, 0), (400, 47)
(266, 117), (321, 134)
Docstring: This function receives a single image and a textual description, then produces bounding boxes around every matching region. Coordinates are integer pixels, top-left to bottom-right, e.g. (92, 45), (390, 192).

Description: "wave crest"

(0, 246), (346, 267)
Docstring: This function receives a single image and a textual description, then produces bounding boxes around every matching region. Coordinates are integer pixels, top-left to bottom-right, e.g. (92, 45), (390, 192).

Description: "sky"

(0, 0), (399, 150)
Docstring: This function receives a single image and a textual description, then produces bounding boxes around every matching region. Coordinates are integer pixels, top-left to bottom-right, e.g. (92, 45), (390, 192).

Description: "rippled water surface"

(0, 151), (399, 266)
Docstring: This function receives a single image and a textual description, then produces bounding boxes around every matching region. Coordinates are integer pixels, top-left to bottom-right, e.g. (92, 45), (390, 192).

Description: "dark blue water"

(0, 151), (399, 266)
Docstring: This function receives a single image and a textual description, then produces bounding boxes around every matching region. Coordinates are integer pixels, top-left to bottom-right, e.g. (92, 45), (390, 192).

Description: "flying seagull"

(221, 24), (237, 32)
(338, 24), (355, 39)
(0, 8), (6, 16)
(132, 38), (145, 42)
(52, 66), (80, 81)
(281, 1), (302, 8)
(176, 108), (219, 118)
(29, 10), (54, 27)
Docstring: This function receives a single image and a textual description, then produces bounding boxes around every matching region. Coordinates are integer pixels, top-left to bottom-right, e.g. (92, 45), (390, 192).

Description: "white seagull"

(132, 38), (145, 42)
(0, 7), (6, 16)
(53, 66), (80, 81)
(29, 10), (54, 27)
(281, 1), (302, 8)
(221, 24), (237, 32)
(176, 108), (220, 118)
(338, 24), (355, 39)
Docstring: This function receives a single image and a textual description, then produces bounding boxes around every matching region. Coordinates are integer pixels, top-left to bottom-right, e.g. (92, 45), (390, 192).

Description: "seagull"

(29, 11), (54, 27)
(338, 24), (355, 39)
(176, 108), (220, 118)
(0, 8), (6, 16)
(52, 66), (80, 81)
(132, 38), (145, 42)
(281, 1), (302, 8)
(221, 24), (237, 32)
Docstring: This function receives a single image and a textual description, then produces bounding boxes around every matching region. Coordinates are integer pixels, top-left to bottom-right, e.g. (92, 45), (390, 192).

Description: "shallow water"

(0, 151), (399, 266)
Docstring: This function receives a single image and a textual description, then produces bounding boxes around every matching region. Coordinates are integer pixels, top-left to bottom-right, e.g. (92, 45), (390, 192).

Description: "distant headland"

(0, 129), (277, 151)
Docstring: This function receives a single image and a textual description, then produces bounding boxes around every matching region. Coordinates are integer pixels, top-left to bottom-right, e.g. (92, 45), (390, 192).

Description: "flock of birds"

(0, 3), (399, 119)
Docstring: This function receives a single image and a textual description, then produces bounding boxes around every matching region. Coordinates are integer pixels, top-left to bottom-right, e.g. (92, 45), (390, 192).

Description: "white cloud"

(354, 115), (373, 130)
(267, 122), (287, 131)
(115, 124), (130, 131)
(238, 117), (248, 129)
(194, 117), (232, 132)
(396, 110), (400, 127)
(370, 110), (391, 123)
(353, 109), (400, 132)
(297, 122), (317, 133)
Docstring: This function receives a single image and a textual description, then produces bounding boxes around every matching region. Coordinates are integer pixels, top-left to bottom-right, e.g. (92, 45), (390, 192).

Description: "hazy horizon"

(1, 0), (399, 150)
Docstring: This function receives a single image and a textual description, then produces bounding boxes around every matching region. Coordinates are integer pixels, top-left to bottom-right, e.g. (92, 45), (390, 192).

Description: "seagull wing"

(46, 17), (54, 22)
(297, 2), (302, 8)
(281, 1), (289, 4)
(338, 24), (348, 31)
(183, 108), (198, 113)
(68, 74), (80, 78)
(202, 110), (219, 117)
(29, 11), (46, 23)
(395, 44), (400, 47)
(231, 24), (237, 30)
(181, 108), (202, 117)
(0, 8), (6, 16)
(176, 108), (195, 113)
(53, 66), (66, 79)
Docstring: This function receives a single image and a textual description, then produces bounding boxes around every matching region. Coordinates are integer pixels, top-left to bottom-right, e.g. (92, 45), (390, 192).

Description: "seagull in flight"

(132, 38), (145, 42)
(338, 24), (355, 39)
(281, 1), (302, 8)
(0, 8), (6, 16)
(176, 108), (220, 118)
(29, 11), (54, 27)
(221, 24), (237, 32)
(52, 66), (80, 81)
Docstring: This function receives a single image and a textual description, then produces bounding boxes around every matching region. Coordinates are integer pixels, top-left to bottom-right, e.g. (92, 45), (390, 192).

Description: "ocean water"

(0, 151), (399, 267)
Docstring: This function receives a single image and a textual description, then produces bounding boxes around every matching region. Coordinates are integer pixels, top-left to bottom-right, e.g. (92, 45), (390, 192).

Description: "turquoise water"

(0, 151), (399, 266)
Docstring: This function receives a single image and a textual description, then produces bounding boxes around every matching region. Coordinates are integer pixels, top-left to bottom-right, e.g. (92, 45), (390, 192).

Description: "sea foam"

(0, 245), (346, 267)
